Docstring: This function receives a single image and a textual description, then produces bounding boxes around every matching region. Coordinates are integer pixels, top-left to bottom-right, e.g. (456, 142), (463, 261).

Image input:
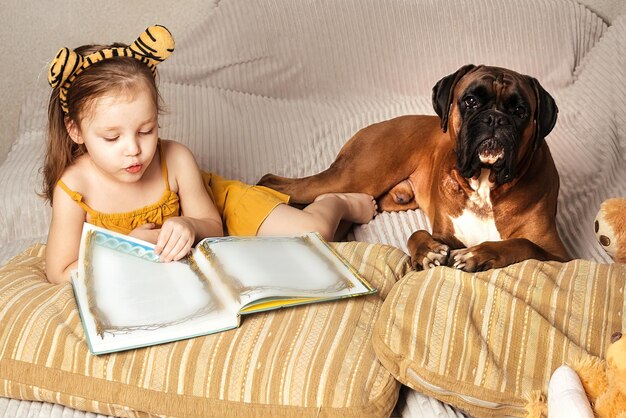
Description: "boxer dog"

(258, 64), (570, 271)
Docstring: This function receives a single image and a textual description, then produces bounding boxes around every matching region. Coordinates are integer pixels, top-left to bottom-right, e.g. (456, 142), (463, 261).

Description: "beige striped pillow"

(0, 242), (410, 417)
(372, 259), (626, 418)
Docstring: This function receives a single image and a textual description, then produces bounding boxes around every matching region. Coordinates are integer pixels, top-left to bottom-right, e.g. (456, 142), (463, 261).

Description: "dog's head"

(432, 64), (558, 185)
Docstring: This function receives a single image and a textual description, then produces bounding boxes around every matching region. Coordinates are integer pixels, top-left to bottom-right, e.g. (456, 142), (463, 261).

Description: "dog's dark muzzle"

(457, 110), (519, 184)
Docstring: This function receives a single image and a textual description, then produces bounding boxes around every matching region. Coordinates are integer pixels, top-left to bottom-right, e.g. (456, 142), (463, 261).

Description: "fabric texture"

(0, 397), (111, 418)
(372, 259), (626, 417)
(0, 242), (410, 417)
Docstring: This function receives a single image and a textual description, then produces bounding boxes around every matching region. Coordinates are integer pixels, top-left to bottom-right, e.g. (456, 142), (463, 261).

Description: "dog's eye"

(514, 106), (527, 118)
(464, 96), (478, 109)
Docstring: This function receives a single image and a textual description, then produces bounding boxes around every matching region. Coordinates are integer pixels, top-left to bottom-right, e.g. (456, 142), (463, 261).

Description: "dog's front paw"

(407, 230), (450, 270)
(415, 244), (450, 270)
(449, 244), (500, 272)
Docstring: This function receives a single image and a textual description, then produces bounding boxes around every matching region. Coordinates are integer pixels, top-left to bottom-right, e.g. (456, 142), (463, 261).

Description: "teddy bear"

(595, 198), (626, 263)
(526, 331), (626, 418)
(566, 331), (626, 417)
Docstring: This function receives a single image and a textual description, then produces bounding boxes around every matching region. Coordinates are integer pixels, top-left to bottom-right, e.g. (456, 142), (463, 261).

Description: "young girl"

(43, 25), (376, 285)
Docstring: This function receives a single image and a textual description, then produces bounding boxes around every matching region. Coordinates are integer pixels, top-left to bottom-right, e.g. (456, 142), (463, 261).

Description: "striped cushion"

(0, 242), (410, 417)
(372, 260), (626, 418)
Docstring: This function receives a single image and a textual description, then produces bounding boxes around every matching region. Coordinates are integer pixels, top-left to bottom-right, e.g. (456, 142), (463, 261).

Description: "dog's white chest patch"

(450, 169), (502, 248)
(451, 210), (501, 248)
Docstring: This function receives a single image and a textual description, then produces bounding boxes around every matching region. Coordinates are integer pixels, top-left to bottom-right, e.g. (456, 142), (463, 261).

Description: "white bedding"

(1, 0), (625, 417)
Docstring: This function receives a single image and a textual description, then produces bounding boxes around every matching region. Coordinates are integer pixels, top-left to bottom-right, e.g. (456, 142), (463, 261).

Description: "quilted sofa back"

(162, 0), (606, 98)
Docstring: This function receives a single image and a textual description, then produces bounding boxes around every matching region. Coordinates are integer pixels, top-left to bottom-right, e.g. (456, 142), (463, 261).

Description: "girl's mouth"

(125, 164), (142, 174)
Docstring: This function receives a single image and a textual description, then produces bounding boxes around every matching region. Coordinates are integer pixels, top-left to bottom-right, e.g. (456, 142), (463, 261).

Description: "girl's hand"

(129, 223), (160, 244)
(155, 217), (195, 262)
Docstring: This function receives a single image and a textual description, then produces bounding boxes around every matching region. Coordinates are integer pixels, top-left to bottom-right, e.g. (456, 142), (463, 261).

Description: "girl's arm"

(45, 185), (87, 284)
(156, 140), (223, 261)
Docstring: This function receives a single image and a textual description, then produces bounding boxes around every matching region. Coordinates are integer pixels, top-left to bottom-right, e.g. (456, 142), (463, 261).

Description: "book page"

(193, 234), (374, 311)
(74, 224), (239, 354)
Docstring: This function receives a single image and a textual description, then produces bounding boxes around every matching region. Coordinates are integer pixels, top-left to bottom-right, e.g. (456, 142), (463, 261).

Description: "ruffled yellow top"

(57, 142), (180, 235)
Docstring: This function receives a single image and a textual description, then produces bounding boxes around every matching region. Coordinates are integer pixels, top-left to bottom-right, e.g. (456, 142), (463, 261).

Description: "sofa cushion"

(0, 242), (410, 417)
(372, 259), (626, 418)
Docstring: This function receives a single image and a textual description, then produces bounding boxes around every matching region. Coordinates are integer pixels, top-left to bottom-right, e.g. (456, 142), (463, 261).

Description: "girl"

(42, 26), (376, 284)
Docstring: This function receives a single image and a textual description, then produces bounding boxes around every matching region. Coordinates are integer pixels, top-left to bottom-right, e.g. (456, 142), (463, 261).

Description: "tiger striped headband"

(48, 25), (174, 114)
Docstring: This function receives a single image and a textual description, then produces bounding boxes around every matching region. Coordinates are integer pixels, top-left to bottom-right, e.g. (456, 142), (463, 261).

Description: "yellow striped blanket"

(373, 259), (626, 418)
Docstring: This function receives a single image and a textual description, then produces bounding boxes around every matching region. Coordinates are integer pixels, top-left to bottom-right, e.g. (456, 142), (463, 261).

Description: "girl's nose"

(125, 137), (141, 156)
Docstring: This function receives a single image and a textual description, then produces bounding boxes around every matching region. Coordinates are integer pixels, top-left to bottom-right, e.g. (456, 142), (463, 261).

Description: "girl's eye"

(103, 136), (119, 142)
(139, 128), (154, 135)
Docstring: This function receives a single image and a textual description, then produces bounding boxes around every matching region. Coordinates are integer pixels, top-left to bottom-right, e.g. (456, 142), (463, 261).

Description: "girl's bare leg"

(257, 193), (377, 241)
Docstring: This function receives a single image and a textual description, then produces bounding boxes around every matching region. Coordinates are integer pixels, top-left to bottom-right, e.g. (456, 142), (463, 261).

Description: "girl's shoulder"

(57, 154), (91, 191)
(160, 139), (192, 154)
(161, 139), (197, 168)
(160, 140), (202, 192)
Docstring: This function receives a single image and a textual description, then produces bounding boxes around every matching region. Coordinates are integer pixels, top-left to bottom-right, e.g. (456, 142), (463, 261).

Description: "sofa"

(1, 0), (625, 417)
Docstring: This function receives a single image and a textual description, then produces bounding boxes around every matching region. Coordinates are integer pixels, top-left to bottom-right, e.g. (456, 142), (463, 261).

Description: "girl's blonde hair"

(41, 42), (164, 203)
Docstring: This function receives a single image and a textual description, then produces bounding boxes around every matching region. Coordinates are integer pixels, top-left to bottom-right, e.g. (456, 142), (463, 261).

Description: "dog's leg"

(258, 116), (432, 204)
(258, 158), (410, 204)
(257, 165), (379, 204)
(448, 239), (569, 272)
(407, 230), (452, 270)
(258, 153), (413, 204)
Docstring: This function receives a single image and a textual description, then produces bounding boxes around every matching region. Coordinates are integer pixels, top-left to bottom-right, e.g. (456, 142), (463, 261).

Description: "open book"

(72, 223), (376, 355)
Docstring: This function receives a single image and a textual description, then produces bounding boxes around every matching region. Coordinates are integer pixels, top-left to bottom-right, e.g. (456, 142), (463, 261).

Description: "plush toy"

(595, 198), (626, 263)
(568, 331), (626, 417)
(527, 331), (626, 418)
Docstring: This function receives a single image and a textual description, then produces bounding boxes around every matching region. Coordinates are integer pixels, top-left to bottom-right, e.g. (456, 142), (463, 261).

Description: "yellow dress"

(57, 144), (289, 236)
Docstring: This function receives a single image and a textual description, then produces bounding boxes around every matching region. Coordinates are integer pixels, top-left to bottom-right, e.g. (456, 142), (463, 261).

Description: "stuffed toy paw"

(545, 365), (594, 417)
(529, 331), (626, 417)
(554, 331), (626, 418)
(527, 364), (596, 418)
(595, 198), (626, 263)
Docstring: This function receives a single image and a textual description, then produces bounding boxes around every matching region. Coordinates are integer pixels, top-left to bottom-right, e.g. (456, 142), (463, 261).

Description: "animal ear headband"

(48, 25), (174, 114)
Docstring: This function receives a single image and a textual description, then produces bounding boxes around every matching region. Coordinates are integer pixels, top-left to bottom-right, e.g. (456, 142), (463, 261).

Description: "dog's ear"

(432, 64), (476, 133)
(528, 76), (558, 150)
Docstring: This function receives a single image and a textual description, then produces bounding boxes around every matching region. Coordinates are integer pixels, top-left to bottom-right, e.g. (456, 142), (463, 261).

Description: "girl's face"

(66, 87), (159, 183)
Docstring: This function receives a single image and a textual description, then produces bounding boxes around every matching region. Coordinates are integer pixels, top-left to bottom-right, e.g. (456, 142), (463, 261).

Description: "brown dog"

(258, 64), (570, 271)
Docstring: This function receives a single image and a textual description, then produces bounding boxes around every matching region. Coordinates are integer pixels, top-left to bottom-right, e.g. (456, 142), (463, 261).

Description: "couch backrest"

(163, 0), (606, 98)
